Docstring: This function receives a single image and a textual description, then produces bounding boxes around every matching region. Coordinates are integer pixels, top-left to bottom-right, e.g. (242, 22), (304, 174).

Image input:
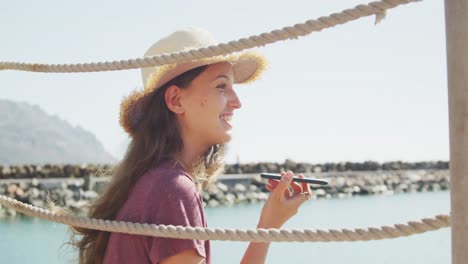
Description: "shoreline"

(0, 169), (450, 218)
(0, 161), (449, 179)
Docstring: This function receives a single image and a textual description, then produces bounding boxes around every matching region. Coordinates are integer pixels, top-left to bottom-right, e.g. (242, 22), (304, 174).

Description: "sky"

(0, 0), (448, 164)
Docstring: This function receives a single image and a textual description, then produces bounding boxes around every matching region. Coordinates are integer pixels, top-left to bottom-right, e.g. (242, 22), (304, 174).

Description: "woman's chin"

(218, 133), (232, 144)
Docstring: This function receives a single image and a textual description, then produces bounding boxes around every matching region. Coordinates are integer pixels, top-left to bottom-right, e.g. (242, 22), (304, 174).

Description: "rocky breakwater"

(224, 160), (449, 174)
(0, 167), (450, 218)
(0, 164), (110, 217)
(0, 164), (111, 179)
(201, 169), (449, 207)
(0, 161), (449, 180)
(309, 169), (449, 199)
(0, 178), (100, 218)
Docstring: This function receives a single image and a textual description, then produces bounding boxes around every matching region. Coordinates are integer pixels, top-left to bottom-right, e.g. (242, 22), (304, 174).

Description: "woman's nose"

(229, 90), (242, 109)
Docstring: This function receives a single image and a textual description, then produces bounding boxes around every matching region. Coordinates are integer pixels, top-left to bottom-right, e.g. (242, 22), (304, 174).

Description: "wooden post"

(445, 0), (468, 263)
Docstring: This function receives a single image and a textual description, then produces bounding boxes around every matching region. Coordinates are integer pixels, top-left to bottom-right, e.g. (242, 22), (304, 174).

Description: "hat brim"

(120, 52), (267, 136)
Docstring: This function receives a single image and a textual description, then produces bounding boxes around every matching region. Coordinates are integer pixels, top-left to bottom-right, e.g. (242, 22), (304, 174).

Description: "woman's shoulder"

(115, 158), (199, 221)
(138, 158), (198, 196)
(146, 158), (193, 182)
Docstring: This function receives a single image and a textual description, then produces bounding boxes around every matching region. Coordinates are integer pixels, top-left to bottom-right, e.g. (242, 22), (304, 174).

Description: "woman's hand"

(257, 171), (312, 229)
(242, 171), (311, 263)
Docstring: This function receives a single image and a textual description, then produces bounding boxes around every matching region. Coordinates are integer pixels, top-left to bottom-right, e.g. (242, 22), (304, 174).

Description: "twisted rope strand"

(0, 0), (420, 73)
(0, 0), (437, 243)
(0, 194), (449, 243)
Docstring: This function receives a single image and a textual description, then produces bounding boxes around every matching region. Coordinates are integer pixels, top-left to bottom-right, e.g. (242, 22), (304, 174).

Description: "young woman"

(72, 27), (312, 264)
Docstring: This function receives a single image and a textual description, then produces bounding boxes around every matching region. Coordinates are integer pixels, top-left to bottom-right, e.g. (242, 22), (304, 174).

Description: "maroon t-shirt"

(103, 159), (210, 264)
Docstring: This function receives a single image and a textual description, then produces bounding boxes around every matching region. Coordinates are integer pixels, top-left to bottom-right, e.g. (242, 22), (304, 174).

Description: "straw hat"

(120, 27), (267, 136)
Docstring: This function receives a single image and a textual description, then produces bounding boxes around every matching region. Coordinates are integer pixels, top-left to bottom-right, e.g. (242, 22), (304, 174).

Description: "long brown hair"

(71, 65), (225, 264)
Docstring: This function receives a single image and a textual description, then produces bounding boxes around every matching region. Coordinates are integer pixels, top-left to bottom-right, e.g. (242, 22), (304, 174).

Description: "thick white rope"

(0, 0), (435, 242)
(0, 0), (420, 73)
(0, 194), (449, 242)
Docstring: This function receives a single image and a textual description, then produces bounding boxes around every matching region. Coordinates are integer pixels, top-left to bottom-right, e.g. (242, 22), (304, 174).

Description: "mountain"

(0, 99), (116, 165)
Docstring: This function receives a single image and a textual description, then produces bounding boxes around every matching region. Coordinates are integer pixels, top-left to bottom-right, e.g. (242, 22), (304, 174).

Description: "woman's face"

(176, 62), (241, 148)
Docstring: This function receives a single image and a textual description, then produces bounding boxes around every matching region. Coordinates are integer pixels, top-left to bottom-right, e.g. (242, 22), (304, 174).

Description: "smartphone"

(260, 173), (328, 186)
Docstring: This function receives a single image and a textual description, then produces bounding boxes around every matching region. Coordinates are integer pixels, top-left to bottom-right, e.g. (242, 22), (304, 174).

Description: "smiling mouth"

(220, 115), (232, 128)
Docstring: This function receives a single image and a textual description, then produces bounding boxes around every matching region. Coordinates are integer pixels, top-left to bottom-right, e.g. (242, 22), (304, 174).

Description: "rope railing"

(0, 194), (450, 242)
(0, 0), (420, 73)
(0, 0), (441, 245)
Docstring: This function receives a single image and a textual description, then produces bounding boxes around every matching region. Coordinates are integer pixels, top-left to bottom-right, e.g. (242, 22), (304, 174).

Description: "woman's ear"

(165, 85), (185, 114)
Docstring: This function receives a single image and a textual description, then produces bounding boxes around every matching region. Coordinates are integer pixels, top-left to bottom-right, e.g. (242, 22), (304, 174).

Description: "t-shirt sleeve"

(147, 175), (206, 263)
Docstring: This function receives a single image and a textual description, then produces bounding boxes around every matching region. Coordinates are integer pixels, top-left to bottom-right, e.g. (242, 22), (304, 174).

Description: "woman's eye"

(216, 84), (226, 89)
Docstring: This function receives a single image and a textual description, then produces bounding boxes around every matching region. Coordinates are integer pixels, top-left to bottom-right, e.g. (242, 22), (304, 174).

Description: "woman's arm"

(240, 171), (312, 264)
(159, 171), (310, 264)
(147, 174), (209, 264)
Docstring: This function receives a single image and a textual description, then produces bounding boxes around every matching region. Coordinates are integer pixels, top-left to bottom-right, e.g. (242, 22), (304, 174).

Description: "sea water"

(0, 191), (450, 264)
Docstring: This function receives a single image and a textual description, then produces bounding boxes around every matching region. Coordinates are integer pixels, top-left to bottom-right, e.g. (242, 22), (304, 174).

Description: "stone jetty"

(0, 161), (448, 179)
(0, 162), (450, 218)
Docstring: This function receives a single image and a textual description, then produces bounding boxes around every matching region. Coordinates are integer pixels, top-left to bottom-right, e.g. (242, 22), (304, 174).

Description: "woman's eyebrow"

(214, 74), (233, 82)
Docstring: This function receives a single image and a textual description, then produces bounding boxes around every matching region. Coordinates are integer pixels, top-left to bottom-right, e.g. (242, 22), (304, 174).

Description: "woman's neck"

(173, 143), (208, 175)
(175, 126), (211, 174)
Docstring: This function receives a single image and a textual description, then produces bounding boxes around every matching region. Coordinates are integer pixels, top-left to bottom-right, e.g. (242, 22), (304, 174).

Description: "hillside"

(0, 99), (116, 165)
